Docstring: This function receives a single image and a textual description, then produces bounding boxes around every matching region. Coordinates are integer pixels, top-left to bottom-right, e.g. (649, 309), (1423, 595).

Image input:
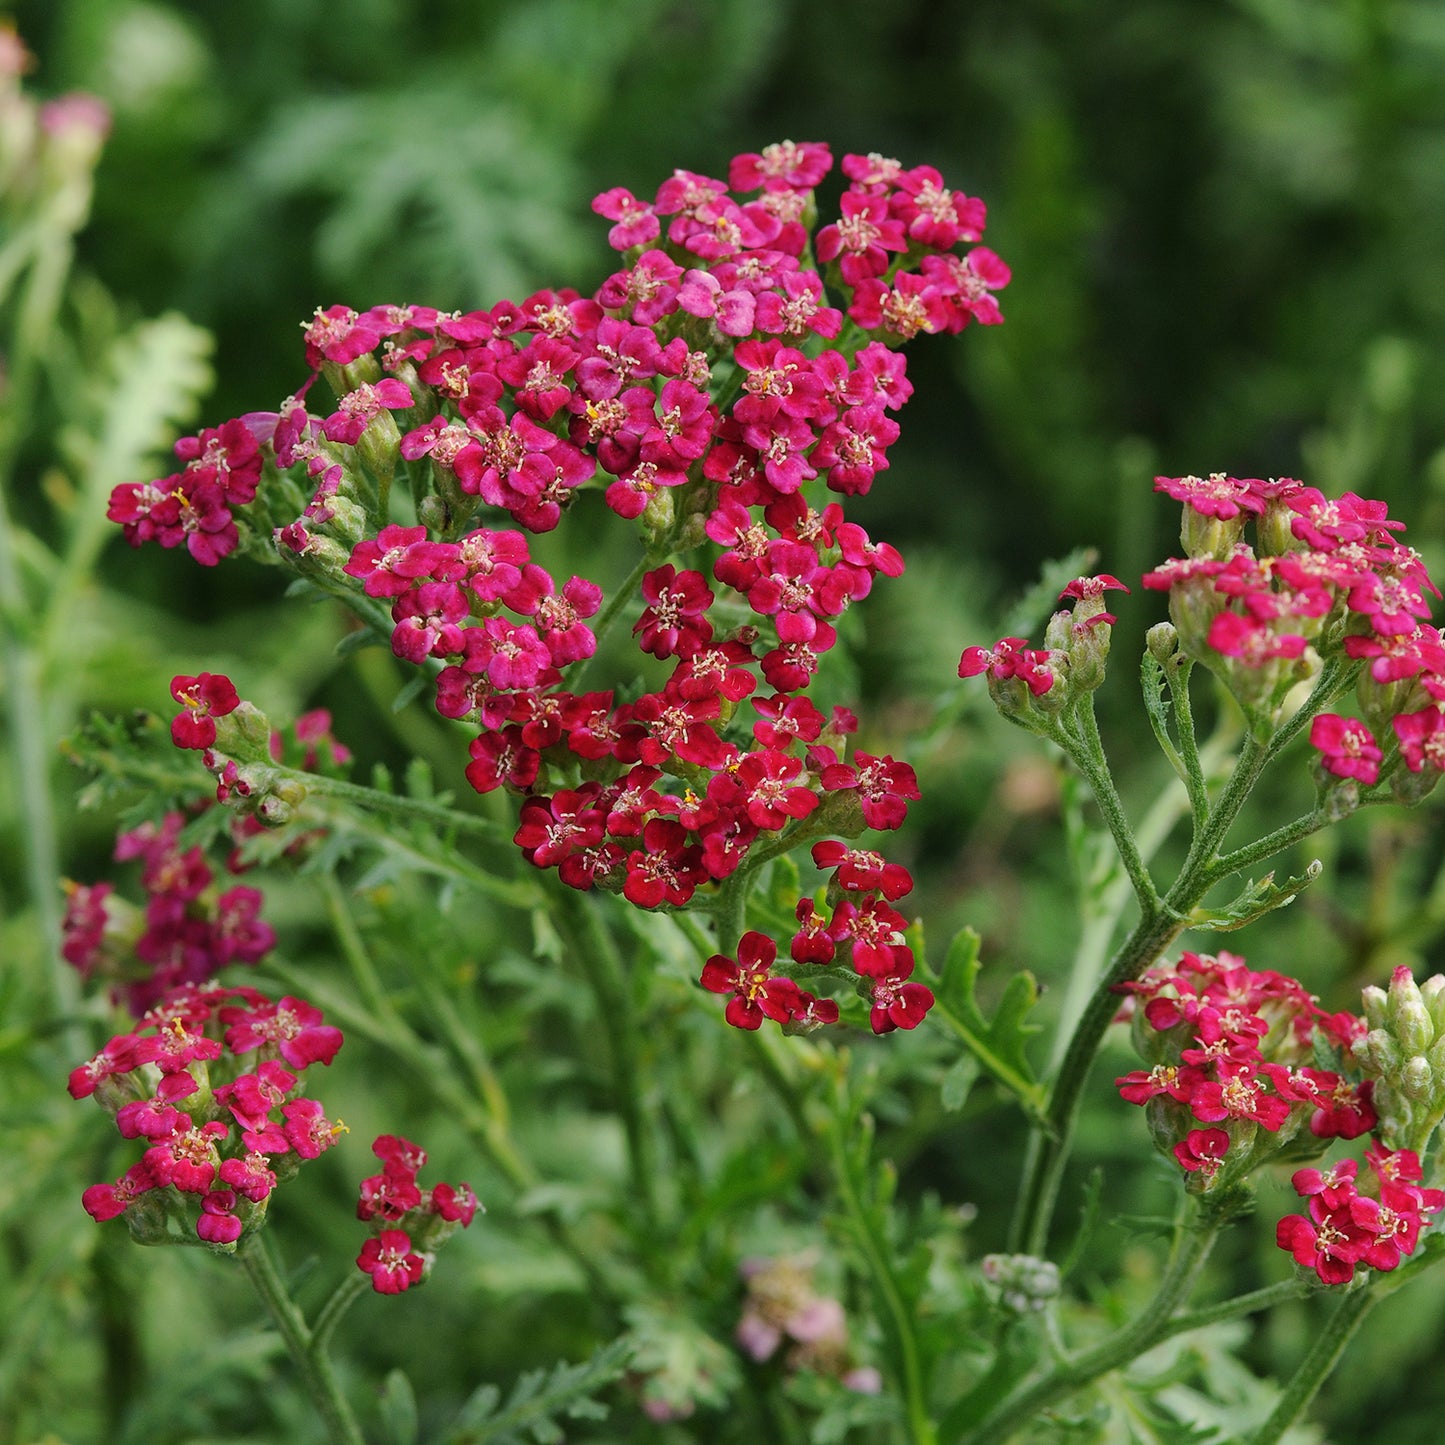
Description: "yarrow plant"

(51, 113), (1445, 1444)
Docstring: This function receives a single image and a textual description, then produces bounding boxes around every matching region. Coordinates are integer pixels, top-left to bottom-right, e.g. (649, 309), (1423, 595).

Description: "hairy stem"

(968, 1201), (1223, 1444)
(238, 1233), (365, 1445)
(1248, 1287), (1375, 1445)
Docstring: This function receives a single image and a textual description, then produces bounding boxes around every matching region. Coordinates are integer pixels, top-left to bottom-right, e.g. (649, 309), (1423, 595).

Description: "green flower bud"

(980, 1253), (1061, 1314)
(1256, 498), (1297, 558)
(640, 485), (675, 545)
(1387, 966), (1427, 1028)
(324, 354), (381, 394)
(1360, 984), (1388, 1033)
(1354, 1027), (1402, 1077)
(1419, 974), (1445, 1030)
(1180, 492), (1247, 559)
(1145, 621), (1178, 665)
(212, 702), (273, 764)
(1395, 1001), (1434, 1058)
(1401, 1055), (1434, 1101)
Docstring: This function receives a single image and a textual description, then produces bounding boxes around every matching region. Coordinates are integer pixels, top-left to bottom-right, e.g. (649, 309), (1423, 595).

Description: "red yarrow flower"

(1309, 713), (1382, 785)
(170, 673), (240, 750)
(357, 1228), (426, 1294)
(701, 931), (798, 1031)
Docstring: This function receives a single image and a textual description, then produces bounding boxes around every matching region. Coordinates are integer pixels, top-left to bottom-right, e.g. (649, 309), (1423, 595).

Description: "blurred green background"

(7, 0), (1445, 1440)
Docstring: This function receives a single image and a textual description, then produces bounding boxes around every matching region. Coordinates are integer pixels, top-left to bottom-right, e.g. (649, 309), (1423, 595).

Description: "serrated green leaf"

(443, 1337), (633, 1445)
(1187, 861), (1322, 932)
(1140, 650), (1187, 780)
(453, 1384), (502, 1432)
(927, 927), (1048, 1124)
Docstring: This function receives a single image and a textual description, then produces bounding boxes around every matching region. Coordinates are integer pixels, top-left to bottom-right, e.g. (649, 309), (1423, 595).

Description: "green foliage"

(13, 4), (1445, 1443)
(925, 926), (1047, 1123)
(444, 1337), (634, 1444)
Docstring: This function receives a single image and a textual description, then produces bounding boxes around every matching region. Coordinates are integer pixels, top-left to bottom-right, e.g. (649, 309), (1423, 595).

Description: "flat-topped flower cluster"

(1114, 949), (1444, 1285)
(71, 981), (346, 1247)
(103, 142), (1010, 1038)
(1144, 474), (1445, 783)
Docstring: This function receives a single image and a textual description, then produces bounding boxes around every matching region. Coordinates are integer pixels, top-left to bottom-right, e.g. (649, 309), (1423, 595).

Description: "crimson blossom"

(110, 140), (1008, 1041)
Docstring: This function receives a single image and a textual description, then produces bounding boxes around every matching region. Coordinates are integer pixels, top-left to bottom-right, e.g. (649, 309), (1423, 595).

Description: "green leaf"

(940, 1052), (982, 1112)
(336, 625), (385, 657)
(391, 673), (430, 714)
(1140, 650), (1187, 781)
(926, 926), (1048, 1125)
(444, 1336), (633, 1444)
(379, 1369), (419, 1445)
(1187, 861), (1323, 932)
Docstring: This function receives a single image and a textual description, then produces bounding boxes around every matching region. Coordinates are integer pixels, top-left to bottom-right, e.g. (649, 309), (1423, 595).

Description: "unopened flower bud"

(1256, 497), (1297, 558)
(324, 354), (382, 395)
(1355, 1027), (1402, 1077)
(1395, 1001), (1434, 1058)
(319, 493), (367, 546)
(1401, 1055), (1434, 1100)
(1180, 500), (1245, 561)
(212, 701), (273, 761)
(640, 485), (675, 546)
(1387, 967), (1430, 1037)
(1361, 985), (1389, 1033)
(1044, 610), (1071, 653)
(980, 1253), (1061, 1314)
(355, 410), (401, 480)
(1427, 1034), (1445, 1077)
(1146, 621), (1178, 665)
(1423, 975), (1445, 1034)
(415, 494), (450, 532)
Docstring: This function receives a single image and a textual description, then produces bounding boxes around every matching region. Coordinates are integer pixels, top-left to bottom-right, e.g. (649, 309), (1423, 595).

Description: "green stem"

(967, 1201), (1222, 1445)
(1248, 1287), (1375, 1445)
(1015, 729), (1277, 1255)
(1012, 902), (1182, 1255)
(295, 769), (512, 845)
(1208, 808), (1327, 883)
(311, 1271), (372, 1357)
(1049, 761), (1198, 1072)
(1063, 700), (1160, 914)
(237, 1233), (365, 1445)
(558, 889), (661, 1238)
(1159, 1278), (1309, 1339)
(828, 1095), (936, 1445)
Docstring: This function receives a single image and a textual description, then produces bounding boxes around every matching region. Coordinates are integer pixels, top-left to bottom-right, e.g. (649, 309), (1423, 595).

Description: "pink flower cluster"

(957, 574), (1130, 709)
(105, 144), (1003, 1035)
(734, 1252), (881, 1394)
(108, 418), (263, 565)
(62, 812), (276, 1017)
(72, 982), (345, 1246)
(355, 1134), (479, 1294)
(1276, 1145), (1443, 1285)
(1116, 950), (1373, 1183)
(1114, 950), (1445, 1283)
(698, 833), (933, 1035)
(1146, 474), (1445, 781)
